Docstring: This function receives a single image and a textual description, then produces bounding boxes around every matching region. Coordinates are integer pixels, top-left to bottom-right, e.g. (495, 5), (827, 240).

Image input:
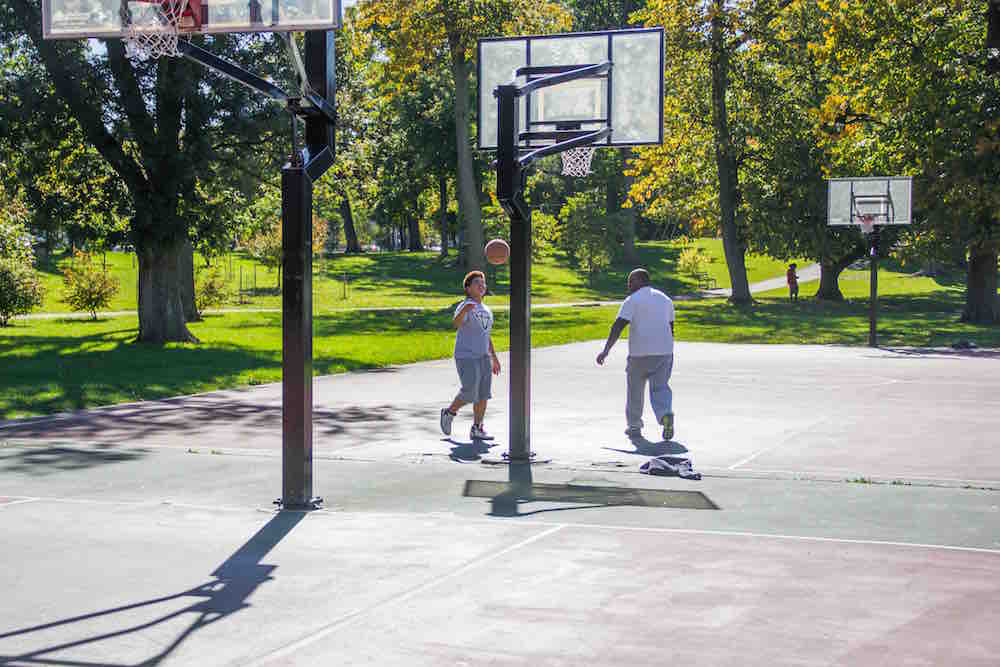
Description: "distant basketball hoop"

(560, 146), (596, 177)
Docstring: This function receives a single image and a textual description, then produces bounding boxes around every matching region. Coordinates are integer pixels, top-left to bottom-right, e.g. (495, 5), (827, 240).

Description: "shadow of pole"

(489, 461), (534, 517)
(0, 511), (306, 666)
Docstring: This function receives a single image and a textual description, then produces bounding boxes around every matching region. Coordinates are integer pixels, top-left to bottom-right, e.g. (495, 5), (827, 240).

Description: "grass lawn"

(3, 273), (999, 418)
(28, 239), (801, 316)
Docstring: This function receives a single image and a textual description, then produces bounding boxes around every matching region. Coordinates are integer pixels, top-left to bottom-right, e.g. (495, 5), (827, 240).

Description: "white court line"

(726, 423), (826, 470)
(245, 524), (566, 666)
(6, 495), (998, 556)
(0, 497), (40, 508)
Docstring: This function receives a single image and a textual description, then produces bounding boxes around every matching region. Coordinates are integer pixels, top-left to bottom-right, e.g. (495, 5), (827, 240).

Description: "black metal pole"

(496, 84), (531, 461)
(281, 159), (314, 507)
(869, 227), (879, 347)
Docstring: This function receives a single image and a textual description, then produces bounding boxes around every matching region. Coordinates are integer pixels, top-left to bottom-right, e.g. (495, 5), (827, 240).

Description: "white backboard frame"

(828, 176), (913, 226)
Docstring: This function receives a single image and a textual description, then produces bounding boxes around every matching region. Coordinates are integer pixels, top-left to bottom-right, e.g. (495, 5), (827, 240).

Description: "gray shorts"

(455, 355), (493, 402)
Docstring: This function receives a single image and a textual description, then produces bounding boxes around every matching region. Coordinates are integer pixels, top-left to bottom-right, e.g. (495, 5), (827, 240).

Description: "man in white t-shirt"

(596, 268), (676, 441)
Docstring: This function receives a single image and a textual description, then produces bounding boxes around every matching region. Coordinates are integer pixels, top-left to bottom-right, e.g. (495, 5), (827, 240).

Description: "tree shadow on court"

(0, 510), (305, 666)
(0, 444), (150, 476)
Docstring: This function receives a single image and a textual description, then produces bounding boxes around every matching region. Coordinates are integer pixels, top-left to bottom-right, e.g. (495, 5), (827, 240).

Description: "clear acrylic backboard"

(477, 28), (664, 150)
(42, 0), (342, 39)
(828, 177), (912, 226)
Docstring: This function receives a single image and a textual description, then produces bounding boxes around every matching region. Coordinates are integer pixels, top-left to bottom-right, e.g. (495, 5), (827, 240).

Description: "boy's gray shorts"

(455, 355), (492, 402)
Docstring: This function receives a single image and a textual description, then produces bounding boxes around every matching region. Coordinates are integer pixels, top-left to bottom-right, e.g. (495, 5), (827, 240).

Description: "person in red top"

(786, 263), (799, 302)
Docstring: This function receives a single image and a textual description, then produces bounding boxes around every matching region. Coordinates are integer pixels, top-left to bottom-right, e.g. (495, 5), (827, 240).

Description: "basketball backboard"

(477, 28), (664, 150)
(42, 0), (341, 40)
(828, 177), (912, 226)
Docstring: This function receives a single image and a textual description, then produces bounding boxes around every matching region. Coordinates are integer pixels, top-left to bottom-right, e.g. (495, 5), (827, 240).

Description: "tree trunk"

(179, 236), (199, 321)
(137, 239), (198, 343)
(448, 46), (484, 270)
(961, 241), (1000, 323)
(815, 245), (866, 301)
(710, 3), (751, 304)
(408, 216), (423, 251)
(340, 197), (362, 253)
(619, 150), (639, 265)
(439, 172), (449, 259)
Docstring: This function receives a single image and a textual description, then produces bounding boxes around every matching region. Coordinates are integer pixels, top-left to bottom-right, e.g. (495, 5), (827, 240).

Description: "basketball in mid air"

(484, 239), (510, 265)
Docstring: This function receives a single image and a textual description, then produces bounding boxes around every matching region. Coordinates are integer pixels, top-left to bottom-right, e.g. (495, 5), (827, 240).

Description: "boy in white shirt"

(596, 268), (676, 441)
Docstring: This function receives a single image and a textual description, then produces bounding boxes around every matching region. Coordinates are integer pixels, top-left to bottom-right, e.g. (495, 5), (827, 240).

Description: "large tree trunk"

(961, 241), (1000, 323)
(340, 197), (362, 253)
(620, 150), (639, 265)
(448, 45), (484, 270)
(408, 216), (423, 251)
(137, 239), (198, 343)
(439, 173), (449, 259)
(179, 236), (198, 321)
(710, 3), (751, 304)
(816, 245), (866, 301)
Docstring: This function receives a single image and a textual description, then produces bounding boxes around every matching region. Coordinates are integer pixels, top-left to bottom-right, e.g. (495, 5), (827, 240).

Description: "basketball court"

(11, 8), (997, 665)
(2, 340), (999, 665)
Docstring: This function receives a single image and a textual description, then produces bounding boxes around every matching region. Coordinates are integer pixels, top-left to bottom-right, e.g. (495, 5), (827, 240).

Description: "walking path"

(14, 265), (821, 320)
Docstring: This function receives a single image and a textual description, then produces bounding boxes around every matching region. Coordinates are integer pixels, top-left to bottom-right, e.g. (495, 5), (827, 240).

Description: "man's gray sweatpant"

(625, 354), (673, 431)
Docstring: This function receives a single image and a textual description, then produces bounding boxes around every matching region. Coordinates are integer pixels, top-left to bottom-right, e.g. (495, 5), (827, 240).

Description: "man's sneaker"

(625, 427), (642, 438)
(661, 413), (675, 441)
(470, 424), (494, 440)
(440, 408), (455, 436)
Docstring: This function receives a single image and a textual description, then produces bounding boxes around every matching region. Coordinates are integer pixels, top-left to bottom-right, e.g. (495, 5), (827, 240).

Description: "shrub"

(678, 244), (709, 278)
(195, 265), (229, 312)
(62, 250), (120, 319)
(0, 259), (44, 326)
(559, 191), (618, 282)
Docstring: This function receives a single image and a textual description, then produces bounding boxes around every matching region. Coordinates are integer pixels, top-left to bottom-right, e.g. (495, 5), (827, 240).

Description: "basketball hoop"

(858, 214), (876, 235)
(122, 0), (191, 59)
(560, 146), (596, 177)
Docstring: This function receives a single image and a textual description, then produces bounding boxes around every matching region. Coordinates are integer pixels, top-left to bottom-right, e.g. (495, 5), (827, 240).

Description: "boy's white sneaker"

(470, 424), (494, 440)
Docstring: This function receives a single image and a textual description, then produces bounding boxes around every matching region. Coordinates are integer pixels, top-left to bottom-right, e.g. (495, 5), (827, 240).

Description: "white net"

(560, 146), (596, 177)
(858, 214), (876, 235)
(123, 0), (190, 59)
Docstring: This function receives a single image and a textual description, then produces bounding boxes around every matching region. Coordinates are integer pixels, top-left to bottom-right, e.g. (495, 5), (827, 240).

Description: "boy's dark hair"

(463, 270), (485, 291)
(789, 263), (796, 269)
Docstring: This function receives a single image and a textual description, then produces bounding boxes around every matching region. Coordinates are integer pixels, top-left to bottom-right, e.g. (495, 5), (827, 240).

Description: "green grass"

(4, 281), (1000, 418)
(689, 238), (811, 288)
(28, 239), (802, 315)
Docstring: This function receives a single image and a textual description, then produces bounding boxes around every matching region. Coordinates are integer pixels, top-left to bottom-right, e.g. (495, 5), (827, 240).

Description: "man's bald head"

(627, 268), (650, 293)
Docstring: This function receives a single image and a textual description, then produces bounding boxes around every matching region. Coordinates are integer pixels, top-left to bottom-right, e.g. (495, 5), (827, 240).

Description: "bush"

(678, 244), (709, 278)
(559, 191), (618, 282)
(62, 250), (120, 319)
(0, 259), (44, 326)
(195, 265), (229, 311)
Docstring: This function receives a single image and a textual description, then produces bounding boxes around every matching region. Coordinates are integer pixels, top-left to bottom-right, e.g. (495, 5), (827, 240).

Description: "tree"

(360, 0), (572, 269)
(632, 0), (801, 304)
(821, 0), (1000, 322)
(733, 0), (868, 300)
(3, 5), (289, 341)
(61, 250), (119, 320)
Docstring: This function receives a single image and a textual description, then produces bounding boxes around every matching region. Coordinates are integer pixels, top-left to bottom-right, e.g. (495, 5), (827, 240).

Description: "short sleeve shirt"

(454, 298), (494, 359)
(616, 286), (674, 356)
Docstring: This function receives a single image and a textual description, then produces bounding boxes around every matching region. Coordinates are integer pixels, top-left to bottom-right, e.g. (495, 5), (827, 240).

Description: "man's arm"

(596, 317), (629, 365)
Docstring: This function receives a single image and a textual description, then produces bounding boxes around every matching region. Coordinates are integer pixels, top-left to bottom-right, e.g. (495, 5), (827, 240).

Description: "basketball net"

(561, 146), (596, 177)
(123, 0), (190, 59)
(858, 214), (876, 235)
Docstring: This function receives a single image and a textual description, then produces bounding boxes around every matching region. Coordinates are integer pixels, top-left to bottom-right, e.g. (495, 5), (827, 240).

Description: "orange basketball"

(484, 238), (510, 265)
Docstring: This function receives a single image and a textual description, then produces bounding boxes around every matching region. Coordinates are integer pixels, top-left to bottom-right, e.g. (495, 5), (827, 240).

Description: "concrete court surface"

(1, 340), (999, 666)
